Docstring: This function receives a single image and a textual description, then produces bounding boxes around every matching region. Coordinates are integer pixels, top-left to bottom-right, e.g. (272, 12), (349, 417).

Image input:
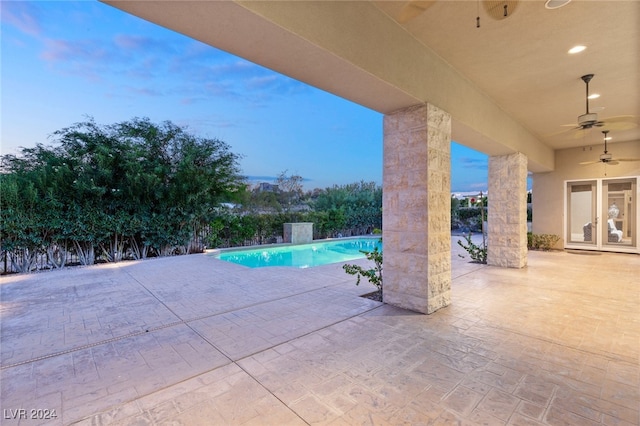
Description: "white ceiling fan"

(579, 130), (640, 166)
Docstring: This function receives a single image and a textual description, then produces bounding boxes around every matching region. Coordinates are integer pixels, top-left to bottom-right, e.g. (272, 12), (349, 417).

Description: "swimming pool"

(214, 237), (382, 268)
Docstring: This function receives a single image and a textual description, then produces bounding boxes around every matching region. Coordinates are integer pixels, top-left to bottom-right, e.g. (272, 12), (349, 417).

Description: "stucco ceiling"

(103, 0), (639, 166)
(373, 0), (639, 150)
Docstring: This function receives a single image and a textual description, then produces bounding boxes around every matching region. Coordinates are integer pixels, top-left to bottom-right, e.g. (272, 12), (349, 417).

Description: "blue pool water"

(215, 237), (382, 268)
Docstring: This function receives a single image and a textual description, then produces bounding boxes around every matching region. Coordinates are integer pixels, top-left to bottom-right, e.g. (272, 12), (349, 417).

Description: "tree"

(275, 170), (304, 212)
(1, 117), (244, 271)
(312, 181), (382, 236)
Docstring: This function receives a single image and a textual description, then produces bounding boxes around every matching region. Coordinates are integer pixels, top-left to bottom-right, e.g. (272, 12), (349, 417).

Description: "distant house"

(452, 191), (487, 206)
(256, 182), (279, 193)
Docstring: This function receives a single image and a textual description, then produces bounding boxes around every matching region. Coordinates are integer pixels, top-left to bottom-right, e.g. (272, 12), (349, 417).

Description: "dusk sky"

(1, 1), (490, 192)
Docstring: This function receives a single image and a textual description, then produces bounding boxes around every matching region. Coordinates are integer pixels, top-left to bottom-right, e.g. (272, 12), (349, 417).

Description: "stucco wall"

(532, 140), (640, 248)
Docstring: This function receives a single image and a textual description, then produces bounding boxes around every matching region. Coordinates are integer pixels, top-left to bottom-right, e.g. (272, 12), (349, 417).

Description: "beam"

(102, 0), (554, 171)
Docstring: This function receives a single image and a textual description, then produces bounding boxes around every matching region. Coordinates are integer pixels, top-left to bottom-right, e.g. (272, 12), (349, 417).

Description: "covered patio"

(1, 239), (638, 425)
(101, 0), (640, 314)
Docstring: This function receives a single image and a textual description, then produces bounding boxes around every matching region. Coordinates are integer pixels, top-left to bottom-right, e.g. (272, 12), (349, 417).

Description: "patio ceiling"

(102, 1), (639, 172)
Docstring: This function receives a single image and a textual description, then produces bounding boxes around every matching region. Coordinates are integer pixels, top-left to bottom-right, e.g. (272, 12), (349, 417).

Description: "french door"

(565, 177), (638, 253)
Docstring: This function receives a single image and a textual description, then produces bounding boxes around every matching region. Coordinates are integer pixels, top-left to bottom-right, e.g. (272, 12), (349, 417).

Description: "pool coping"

(206, 234), (382, 256)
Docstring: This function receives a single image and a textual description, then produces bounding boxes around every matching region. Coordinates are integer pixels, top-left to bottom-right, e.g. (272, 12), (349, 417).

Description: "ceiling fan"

(550, 75), (637, 140)
(574, 74), (638, 132)
(579, 130), (640, 166)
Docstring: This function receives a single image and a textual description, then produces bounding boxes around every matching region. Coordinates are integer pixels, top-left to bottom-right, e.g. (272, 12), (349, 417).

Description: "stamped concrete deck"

(1, 238), (638, 425)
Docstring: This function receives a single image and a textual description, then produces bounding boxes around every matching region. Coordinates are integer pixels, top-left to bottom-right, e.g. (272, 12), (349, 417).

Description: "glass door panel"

(566, 181), (597, 245)
(603, 178), (636, 248)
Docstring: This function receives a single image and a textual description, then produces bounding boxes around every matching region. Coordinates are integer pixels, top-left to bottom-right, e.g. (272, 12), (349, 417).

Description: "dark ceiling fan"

(579, 130), (640, 166)
(551, 74), (637, 140)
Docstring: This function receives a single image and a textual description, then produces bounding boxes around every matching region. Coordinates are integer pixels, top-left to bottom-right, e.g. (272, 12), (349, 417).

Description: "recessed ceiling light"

(587, 93), (600, 99)
(568, 45), (586, 54)
(546, 0), (572, 9)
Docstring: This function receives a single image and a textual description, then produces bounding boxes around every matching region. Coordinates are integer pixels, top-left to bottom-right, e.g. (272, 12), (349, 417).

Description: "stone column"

(487, 152), (528, 268)
(383, 103), (451, 314)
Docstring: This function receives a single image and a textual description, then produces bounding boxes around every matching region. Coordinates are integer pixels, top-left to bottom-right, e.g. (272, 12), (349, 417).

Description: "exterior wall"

(283, 223), (313, 244)
(383, 103), (451, 314)
(487, 153), (528, 268)
(532, 140), (640, 247)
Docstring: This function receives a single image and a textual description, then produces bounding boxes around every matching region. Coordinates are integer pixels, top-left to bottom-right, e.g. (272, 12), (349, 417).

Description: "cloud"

(245, 175), (313, 183)
(457, 156), (487, 170)
(41, 38), (108, 63)
(39, 38), (112, 82)
(451, 180), (488, 193)
(114, 34), (162, 51)
(30, 3), (311, 109)
(178, 116), (242, 131)
(245, 75), (279, 90)
(1, 2), (42, 37)
(468, 182), (488, 190)
(209, 60), (257, 77)
(170, 50), (309, 102)
(124, 86), (164, 97)
(245, 175), (279, 182)
(245, 74), (309, 97)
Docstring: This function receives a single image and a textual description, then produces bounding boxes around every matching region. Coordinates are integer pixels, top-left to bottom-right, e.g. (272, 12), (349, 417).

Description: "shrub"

(457, 233), (487, 264)
(343, 245), (383, 295)
(453, 207), (485, 232)
(527, 233), (560, 251)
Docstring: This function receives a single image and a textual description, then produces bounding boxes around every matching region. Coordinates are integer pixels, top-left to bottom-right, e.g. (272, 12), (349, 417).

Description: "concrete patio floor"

(1, 237), (638, 425)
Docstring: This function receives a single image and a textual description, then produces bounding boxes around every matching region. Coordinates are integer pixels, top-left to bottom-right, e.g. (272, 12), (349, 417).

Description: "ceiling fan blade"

(397, 0), (437, 23)
(606, 161), (620, 166)
(571, 128), (594, 139)
(612, 158), (640, 162)
(545, 126), (591, 139)
(601, 115), (638, 123)
(600, 117), (638, 131)
(579, 160), (600, 165)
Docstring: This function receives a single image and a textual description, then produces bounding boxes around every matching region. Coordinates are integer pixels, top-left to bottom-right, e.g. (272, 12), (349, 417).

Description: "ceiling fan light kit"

(578, 113), (602, 129)
(599, 152), (613, 162)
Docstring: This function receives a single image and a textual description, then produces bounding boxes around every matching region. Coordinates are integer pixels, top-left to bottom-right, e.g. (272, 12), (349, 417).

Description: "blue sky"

(1, 0), (490, 192)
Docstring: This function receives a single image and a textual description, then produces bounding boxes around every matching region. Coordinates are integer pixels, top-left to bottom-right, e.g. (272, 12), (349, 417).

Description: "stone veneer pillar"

(487, 152), (528, 268)
(383, 103), (451, 314)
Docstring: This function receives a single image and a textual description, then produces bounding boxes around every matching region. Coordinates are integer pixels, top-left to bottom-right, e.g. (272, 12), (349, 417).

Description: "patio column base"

(487, 152), (528, 268)
(382, 103), (451, 314)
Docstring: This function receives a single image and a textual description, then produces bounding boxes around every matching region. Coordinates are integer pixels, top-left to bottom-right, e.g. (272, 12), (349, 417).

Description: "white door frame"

(564, 176), (639, 254)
